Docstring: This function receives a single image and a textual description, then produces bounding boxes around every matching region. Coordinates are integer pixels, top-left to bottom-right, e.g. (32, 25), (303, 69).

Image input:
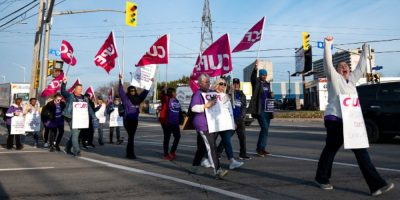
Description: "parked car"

(357, 81), (400, 142)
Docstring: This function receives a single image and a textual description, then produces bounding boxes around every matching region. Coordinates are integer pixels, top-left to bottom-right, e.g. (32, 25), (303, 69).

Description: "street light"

(287, 70), (291, 99)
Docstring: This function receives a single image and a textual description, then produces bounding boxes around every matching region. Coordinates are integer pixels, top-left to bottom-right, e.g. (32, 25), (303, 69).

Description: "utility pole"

(40, 0), (55, 94)
(29, 0), (45, 98)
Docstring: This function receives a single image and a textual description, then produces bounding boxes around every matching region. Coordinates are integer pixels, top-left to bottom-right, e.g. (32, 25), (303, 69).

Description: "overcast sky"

(1, 0), (399, 89)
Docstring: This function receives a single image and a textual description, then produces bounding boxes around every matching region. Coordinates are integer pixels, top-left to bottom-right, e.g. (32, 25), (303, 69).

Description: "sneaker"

(262, 150), (271, 156)
(73, 152), (81, 157)
(371, 183), (394, 196)
(43, 143), (49, 148)
(63, 149), (73, 155)
(169, 152), (176, 160)
(49, 146), (55, 152)
(163, 154), (172, 161)
(55, 145), (61, 151)
(16, 146), (24, 150)
(201, 158), (212, 168)
(229, 159), (244, 170)
(256, 149), (265, 157)
(33, 143), (38, 148)
(239, 155), (252, 160)
(215, 169), (228, 179)
(316, 181), (334, 190)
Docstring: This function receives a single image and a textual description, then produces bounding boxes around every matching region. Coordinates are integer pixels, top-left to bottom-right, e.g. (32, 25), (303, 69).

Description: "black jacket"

(41, 101), (66, 122)
(247, 66), (272, 117)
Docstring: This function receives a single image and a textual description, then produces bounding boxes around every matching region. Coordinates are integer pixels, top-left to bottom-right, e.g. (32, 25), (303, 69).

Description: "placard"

(72, 102), (89, 129)
(131, 64), (157, 90)
(109, 108), (123, 127)
(24, 111), (41, 132)
(202, 92), (235, 133)
(11, 115), (26, 135)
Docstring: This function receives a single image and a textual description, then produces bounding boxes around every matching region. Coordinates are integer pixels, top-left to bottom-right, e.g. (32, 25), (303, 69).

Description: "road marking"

(136, 140), (400, 173)
(0, 150), (46, 154)
(136, 134), (164, 139)
(79, 156), (259, 200)
(0, 167), (54, 172)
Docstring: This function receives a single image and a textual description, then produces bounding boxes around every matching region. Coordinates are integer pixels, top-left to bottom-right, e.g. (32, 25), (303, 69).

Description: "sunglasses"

(218, 82), (227, 86)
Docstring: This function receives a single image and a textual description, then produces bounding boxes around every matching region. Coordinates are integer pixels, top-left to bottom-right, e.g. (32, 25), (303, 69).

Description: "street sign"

(49, 49), (60, 56)
(372, 66), (383, 71)
(317, 41), (333, 49)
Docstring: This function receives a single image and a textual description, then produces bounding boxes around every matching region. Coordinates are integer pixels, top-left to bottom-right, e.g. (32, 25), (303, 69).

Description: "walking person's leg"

(6, 125), (13, 149)
(315, 120), (344, 188)
(55, 125), (64, 151)
(256, 112), (270, 155)
(236, 118), (248, 158)
(169, 124), (181, 159)
(98, 123), (104, 145)
(162, 123), (172, 158)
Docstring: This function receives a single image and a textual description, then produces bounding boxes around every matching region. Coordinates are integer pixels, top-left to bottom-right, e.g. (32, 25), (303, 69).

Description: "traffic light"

(302, 32), (310, 51)
(34, 61), (40, 89)
(304, 47), (312, 73)
(125, 1), (137, 27)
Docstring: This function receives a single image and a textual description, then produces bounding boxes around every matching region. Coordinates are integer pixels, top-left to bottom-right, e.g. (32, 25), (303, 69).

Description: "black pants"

(192, 131), (220, 174)
(217, 118), (247, 156)
(315, 120), (387, 193)
(49, 125), (64, 147)
(43, 126), (50, 143)
(123, 118), (138, 157)
(161, 123), (181, 155)
(6, 125), (22, 149)
(109, 127), (121, 142)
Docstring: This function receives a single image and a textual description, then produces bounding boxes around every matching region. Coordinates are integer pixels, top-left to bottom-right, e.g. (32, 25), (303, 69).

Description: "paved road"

(0, 116), (399, 199)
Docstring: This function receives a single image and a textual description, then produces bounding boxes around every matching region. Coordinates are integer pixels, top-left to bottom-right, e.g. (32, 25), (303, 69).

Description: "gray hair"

(197, 73), (210, 83)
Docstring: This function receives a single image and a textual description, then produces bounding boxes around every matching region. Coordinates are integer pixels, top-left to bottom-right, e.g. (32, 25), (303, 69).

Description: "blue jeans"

(216, 130), (234, 160)
(66, 119), (81, 155)
(256, 111), (271, 151)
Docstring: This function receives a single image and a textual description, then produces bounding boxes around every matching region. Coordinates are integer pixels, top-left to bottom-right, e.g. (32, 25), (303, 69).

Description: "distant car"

(357, 81), (400, 142)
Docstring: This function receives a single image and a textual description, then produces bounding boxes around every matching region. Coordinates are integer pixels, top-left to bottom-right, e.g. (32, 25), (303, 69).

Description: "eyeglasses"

(218, 82), (227, 86)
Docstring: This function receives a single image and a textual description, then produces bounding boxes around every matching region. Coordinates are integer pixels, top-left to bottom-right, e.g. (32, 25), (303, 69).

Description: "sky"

(1, 0), (400, 90)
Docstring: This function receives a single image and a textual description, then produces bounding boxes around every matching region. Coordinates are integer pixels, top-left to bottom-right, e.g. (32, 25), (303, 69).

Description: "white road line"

(136, 134), (164, 139)
(0, 167), (54, 172)
(0, 150), (46, 154)
(79, 156), (259, 200)
(136, 140), (400, 173)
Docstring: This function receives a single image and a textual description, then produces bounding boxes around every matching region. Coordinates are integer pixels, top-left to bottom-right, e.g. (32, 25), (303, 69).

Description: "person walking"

(315, 36), (394, 196)
(5, 98), (24, 150)
(95, 99), (107, 145)
(218, 78), (251, 160)
(23, 98), (41, 148)
(41, 94), (66, 152)
(61, 77), (97, 157)
(106, 96), (123, 144)
(118, 74), (149, 159)
(190, 73), (228, 179)
(248, 61), (273, 157)
(159, 87), (182, 161)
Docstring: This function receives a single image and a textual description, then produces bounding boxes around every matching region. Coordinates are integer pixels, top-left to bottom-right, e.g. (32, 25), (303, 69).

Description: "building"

(243, 60), (273, 82)
(313, 48), (376, 80)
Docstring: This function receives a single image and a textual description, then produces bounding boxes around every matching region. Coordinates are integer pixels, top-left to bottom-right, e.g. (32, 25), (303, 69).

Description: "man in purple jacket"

(118, 74), (149, 159)
(190, 73), (228, 179)
(5, 98), (24, 150)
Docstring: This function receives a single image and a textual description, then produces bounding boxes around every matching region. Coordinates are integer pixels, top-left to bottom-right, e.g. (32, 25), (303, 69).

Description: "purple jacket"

(190, 90), (209, 132)
(118, 80), (149, 120)
(5, 104), (23, 126)
(168, 98), (181, 125)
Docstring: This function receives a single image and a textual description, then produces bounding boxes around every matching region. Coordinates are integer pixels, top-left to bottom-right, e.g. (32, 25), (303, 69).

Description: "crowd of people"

(2, 36), (394, 196)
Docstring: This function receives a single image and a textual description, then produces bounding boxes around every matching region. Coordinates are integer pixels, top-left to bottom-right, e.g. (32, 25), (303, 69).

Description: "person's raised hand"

(325, 36), (334, 42)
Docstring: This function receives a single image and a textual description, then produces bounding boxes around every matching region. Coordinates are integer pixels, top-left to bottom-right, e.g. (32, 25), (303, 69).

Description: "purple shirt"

(190, 90), (208, 132)
(168, 98), (181, 125)
(260, 81), (270, 112)
(5, 104), (23, 126)
(233, 91), (242, 119)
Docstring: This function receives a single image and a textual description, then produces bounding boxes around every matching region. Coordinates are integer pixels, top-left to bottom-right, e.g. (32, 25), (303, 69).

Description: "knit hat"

(232, 78), (240, 84)
(259, 69), (268, 76)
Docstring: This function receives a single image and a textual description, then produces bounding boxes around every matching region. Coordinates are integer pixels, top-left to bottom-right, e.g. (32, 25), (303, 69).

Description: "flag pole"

(66, 64), (71, 76)
(112, 30), (122, 80)
(256, 16), (266, 60)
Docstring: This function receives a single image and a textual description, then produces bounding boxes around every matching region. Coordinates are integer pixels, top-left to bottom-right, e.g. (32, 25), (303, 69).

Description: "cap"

(259, 69), (268, 76)
(232, 78), (240, 84)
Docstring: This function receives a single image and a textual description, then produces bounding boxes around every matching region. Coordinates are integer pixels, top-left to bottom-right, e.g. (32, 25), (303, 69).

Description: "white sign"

(202, 92), (235, 133)
(72, 102), (89, 129)
(339, 95), (369, 149)
(11, 115), (26, 135)
(95, 104), (107, 123)
(131, 64), (157, 90)
(109, 108), (123, 127)
(24, 111), (41, 132)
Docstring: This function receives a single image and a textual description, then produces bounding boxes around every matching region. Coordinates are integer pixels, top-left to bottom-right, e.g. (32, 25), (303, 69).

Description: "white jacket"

(324, 39), (369, 118)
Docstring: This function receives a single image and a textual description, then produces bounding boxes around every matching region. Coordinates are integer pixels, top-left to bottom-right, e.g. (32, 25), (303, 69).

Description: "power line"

(0, 1), (38, 29)
(0, 0), (37, 21)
